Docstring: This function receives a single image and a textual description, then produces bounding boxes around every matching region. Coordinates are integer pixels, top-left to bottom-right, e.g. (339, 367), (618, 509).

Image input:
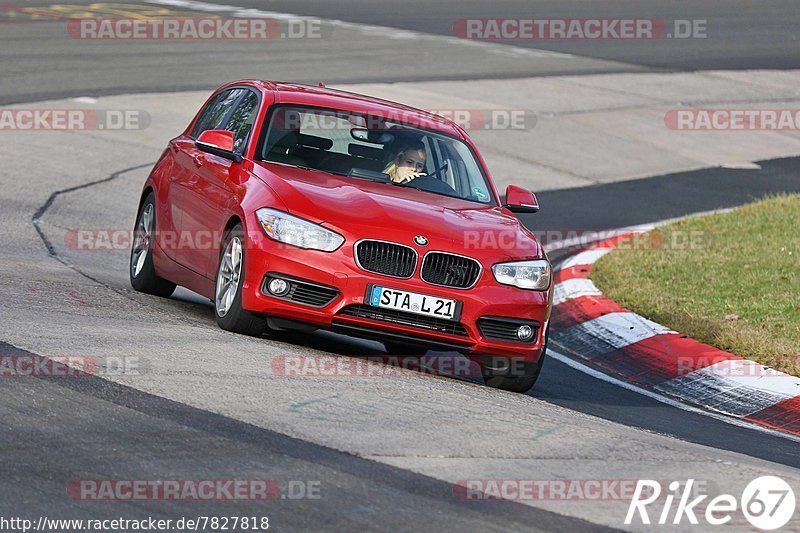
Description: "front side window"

(259, 106), (496, 205)
(224, 91), (260, 153)
(190, 88), (245, 138)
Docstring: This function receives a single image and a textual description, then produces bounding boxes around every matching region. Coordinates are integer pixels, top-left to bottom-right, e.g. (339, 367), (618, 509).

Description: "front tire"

(481, 358), (543, 393)
(214, 224), (266, 337)
(480, 327), (548, 393)
(130, 193), (176, 298)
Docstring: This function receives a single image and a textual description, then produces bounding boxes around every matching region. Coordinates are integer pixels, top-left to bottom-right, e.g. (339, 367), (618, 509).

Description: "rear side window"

(190, 88), (245, 138)
(225, 91), (259, 153)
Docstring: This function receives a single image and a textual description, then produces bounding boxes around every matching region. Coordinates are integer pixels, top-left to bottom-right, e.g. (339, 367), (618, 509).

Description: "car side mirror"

(195, 130), (242, 163)
(504, 185), (539, 213)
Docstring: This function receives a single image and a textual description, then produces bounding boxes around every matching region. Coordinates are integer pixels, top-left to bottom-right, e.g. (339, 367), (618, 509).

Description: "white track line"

(559, 248), (611, 269)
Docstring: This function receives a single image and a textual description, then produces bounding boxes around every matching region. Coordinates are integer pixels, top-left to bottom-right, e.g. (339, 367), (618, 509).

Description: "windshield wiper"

(400, 185), (464, 201)
(347, 168), (391, 183)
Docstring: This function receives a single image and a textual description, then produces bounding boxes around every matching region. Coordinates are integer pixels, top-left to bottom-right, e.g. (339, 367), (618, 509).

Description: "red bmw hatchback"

(130, 80), (552, 392)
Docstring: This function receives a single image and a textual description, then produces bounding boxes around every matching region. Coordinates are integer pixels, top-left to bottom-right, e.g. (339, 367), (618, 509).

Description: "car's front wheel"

(130, 192), (176, 298)
(480, 327), (548, 393)
(214, 224), (266, 336)
(481, 358), (543, 393)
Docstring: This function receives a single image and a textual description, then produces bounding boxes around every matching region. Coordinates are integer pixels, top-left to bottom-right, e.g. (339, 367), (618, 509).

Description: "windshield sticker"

(472, 187), (489, 201)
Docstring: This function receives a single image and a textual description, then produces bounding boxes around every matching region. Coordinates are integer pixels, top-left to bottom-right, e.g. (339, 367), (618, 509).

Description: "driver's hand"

(395, 167), (426, 183)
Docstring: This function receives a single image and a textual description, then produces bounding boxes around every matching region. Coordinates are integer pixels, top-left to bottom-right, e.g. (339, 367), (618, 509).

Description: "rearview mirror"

(350, 128), (395, 145)
(195, 129), (242, 163)
(504, 185), (539, 213)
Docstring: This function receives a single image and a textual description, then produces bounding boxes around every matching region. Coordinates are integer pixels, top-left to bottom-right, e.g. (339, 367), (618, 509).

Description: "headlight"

(492, 259), (551, 290)
(256, 208), (344, 252)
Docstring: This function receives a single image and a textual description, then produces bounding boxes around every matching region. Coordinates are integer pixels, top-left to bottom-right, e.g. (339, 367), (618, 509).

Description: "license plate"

(367, 285), (460, 321)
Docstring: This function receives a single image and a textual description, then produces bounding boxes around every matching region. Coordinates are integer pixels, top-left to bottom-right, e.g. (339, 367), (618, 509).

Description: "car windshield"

(259, 105), (496, 205)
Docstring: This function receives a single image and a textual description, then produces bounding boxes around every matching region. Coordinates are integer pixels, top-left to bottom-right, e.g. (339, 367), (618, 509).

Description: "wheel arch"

(224, 214), (243, 233)
(219, 214), (245, 260)
(137, 185), (155, 213)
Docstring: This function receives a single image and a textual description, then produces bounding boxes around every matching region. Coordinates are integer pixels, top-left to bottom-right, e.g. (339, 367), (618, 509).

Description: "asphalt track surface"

(0, 343), (605, 531)
(2, 0), (800, 531)
(231, 0), (800, 71)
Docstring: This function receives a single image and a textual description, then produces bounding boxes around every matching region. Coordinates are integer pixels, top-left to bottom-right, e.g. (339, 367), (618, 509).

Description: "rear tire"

(214, 224), (266, 337)
(129, 192), (176, 298)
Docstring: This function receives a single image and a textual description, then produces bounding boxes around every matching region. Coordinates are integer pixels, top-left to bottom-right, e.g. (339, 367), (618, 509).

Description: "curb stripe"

(699, 360), (800, 397)
(603, 334), (735, 387)
(555, 311), (675, 353)
(654, 369), (793, 418)
(553, 278), (602, 305)
(655, 372), (786, 417)
(744, 397), (800, 434)
(553, 332), (731, 387)
(550, 295), (628, 330)
(553, 264), (592, 284)
(628, 334), (737, 379)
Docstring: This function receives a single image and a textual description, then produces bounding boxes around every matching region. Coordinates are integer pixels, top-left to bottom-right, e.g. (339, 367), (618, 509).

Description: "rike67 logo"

(626, 477), (795, 530)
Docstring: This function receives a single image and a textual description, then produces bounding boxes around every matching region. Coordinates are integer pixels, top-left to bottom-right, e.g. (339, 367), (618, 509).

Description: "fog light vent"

(477, 317), (540, 344)
(261, 273), (340, 308)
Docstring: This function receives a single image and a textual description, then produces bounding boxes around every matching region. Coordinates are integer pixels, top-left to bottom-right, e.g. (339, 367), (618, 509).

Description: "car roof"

(224, 80), (466, 138)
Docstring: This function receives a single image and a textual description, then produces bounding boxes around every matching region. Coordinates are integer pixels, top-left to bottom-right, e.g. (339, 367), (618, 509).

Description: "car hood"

(254, 163), (542, 260)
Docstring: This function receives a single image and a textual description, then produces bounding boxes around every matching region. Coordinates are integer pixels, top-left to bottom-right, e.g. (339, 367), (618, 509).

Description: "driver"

(383, 142), (427, 183)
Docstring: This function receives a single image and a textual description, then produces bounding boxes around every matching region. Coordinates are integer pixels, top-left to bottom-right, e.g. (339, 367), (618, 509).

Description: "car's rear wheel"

(480, 327), (548, 393)
(214, 224), (266, 336)
(130, 193), (176, 298)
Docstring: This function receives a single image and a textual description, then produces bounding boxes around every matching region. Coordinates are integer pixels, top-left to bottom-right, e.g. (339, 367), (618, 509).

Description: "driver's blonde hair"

(383, 142), (426, 181)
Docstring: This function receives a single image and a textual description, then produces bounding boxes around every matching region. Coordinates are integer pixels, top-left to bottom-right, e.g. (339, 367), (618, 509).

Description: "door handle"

(191, 154), (204, 167)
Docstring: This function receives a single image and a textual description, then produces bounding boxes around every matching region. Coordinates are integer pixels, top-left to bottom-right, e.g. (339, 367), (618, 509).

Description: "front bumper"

(241, 231), (551, 362)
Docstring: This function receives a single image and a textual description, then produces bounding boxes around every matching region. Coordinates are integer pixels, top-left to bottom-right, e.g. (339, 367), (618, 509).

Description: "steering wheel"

(404, 175), (459, 196)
